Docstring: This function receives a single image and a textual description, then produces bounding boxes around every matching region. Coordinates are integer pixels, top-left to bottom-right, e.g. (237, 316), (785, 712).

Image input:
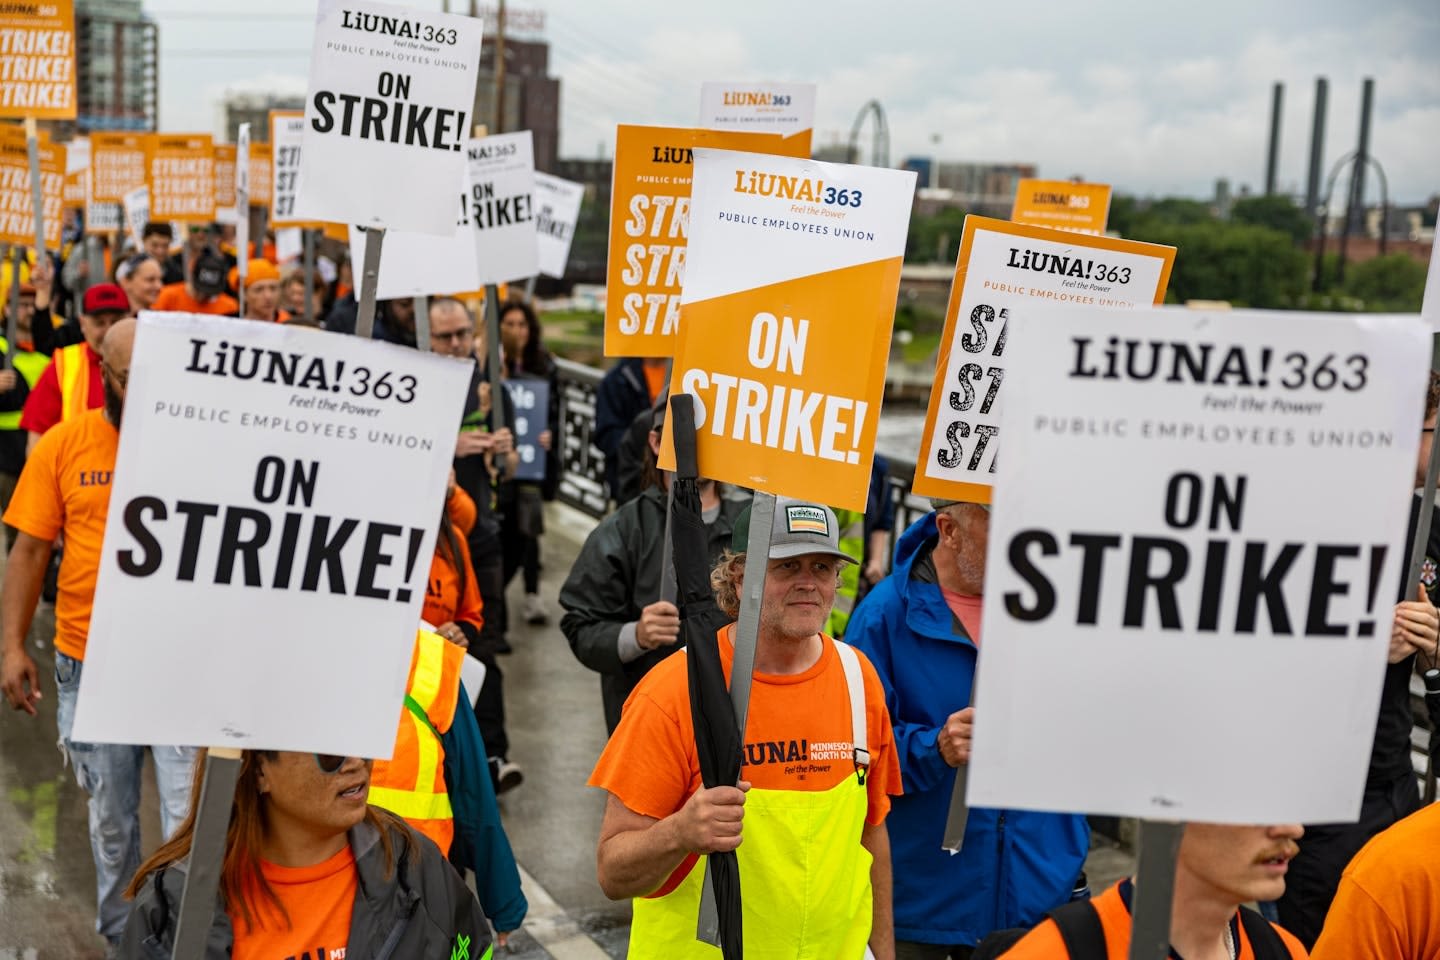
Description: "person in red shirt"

(150, 245), (239, 316)
(18, 283), (127, 448)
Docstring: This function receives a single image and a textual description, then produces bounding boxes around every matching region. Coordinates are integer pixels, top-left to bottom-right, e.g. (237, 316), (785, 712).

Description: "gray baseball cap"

(731, 497), (855, 563)
(930, 497), (990, 513)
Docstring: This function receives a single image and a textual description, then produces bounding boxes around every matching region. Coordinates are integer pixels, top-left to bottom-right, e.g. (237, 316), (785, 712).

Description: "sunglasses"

(314, 754), (347, 774)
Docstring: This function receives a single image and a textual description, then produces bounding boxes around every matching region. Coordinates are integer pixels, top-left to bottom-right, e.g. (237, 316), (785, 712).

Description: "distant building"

(222, 91), (305, 143)
(903, 159), (1037, 218)
(553, 158), (612, 282)
(53, 0), (158, 138)
(473, 36), (560, 173)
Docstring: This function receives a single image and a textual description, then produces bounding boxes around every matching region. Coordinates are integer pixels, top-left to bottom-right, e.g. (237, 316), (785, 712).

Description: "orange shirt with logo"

(231, 844), (356, 960)
(3, 409), (118, 660)
(423, 527), (484, 634)
(152, 282), (239, 316)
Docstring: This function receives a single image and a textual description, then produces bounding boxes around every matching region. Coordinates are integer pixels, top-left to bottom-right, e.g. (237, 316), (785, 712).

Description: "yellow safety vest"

(368, 629), (464, 853)
(0, 337), (46, 431)
(629, 638), (875, 959)
(54, 342), (95, 425)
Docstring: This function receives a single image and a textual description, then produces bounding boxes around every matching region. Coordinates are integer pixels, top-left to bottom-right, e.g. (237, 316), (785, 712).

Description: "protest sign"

(214, 143), (237, 225)
(248, 139), (272, 209)
(504, 376), (549, 482)
(0, 0), (75, 120)
(121, 184), (148, 249)
(347, 210), (481, 299)
(967, 305), (1430, 823)
(466, 130), (537, 284)
(533, 171), (583, 279)
(148, 134), (215, 223)
(605, 125), (811, 357)
(270, 110), (330, 230)
(657, 149), (915, 510)
(699, 81), (815, 150)
(296, 0), (484, 235)
(1010, 179), (1112, 235)
(72, 314), (473, 756)
(0, 125), (63, 247)
(913, 216), (1175, 504)
(63, 135), (86, 208)
(1423, 240), (1439, 332)
(88, 131), (147, 234)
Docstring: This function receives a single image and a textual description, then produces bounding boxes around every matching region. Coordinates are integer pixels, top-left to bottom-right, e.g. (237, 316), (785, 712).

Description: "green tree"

(905, 206), (970, 264)
(1230, 195), (1314, 245)
(1341, 254), (1428, 312)
(1137, 222), (1309, 307)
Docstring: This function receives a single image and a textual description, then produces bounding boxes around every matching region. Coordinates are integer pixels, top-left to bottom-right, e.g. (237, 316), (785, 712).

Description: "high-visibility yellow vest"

(369, 629), (464, 853)
(0, 337), (46, 431)
(54, 342), (96, 425)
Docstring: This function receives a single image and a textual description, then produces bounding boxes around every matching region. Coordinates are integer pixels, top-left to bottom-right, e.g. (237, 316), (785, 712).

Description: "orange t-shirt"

(1002, 882), (1307, 959)
(590, 624), (901, 878)
(3, 409), (118, 660)
(423, 525), (484, 633)
(446, 486), (477, 538)
(642, 359), (667, 404)
(152, 282), (240, 316)
(231, 845), (357, 960)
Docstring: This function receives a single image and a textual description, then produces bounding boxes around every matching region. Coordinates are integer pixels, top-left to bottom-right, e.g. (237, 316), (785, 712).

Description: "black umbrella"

(669, 394), (743, 960)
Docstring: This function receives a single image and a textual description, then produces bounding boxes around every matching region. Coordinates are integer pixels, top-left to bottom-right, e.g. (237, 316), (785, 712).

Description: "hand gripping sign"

(967, 305), (1430, 824)
(1010, 178), (1112, 236)
(604, 125), (811, 358)
(658, 149), (916, 511)
(913, 216), (1175, 504)
(71, 314), (473, 757)
(466, 130), (537, 285)
(297, 0), (483, 236)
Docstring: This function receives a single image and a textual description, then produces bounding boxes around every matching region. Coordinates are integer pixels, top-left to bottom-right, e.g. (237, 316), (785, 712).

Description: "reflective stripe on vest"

(629, 636), (874, 959)
(0, 338), (44, 432)
(368, 629), (464, 850)
(55, 343), (92, 423)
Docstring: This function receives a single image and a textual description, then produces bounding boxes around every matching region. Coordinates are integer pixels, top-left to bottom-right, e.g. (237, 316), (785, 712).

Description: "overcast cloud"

(158, 0), (1438, 203)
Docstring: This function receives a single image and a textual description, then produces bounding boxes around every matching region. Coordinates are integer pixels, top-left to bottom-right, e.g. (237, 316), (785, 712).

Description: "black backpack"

(972, 900), (1292, 959)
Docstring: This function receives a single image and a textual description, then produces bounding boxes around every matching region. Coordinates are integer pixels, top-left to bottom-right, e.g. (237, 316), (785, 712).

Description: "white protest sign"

(1423, 240), (1439, 332)
(348, 203), (481, 299)
(270, 111), (316, 229)
(912, 216), (1176, 504)
(968, 306), (1430, 823)
(297, 0), (483, 235)
(466, 131), (537, 284)
(700, 81), (816, 145)
(72, 314), (473, 757)
(276, 226), (303, 264)
(657, 149), (915, 510)
(121, 185), (149, 250)
(533, 172), (583, 279)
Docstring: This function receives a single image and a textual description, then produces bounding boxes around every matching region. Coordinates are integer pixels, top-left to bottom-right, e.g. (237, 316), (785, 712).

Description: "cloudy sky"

(157, 0), (1438, 204)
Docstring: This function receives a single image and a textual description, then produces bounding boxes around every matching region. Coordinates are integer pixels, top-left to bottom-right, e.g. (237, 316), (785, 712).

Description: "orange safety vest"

(54, 342), (95, 424)
(368, 629), (465, 853)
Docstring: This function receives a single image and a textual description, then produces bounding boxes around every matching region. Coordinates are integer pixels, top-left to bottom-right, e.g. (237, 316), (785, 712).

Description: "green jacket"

(119, 816), (493, 960)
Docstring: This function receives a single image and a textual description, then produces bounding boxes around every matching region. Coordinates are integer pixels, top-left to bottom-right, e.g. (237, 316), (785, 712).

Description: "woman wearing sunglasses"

(117, 749), (493, 959)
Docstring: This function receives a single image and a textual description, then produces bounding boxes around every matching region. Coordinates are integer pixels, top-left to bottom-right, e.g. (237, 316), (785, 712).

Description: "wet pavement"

(0, 502), (1131, 958)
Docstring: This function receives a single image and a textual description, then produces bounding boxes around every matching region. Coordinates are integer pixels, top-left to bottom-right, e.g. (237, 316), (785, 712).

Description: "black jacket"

(325, 294), (418, 348)
(119, 817), (492, 959)
(560, 484), (748, 732)
(594, 357), (652, 501)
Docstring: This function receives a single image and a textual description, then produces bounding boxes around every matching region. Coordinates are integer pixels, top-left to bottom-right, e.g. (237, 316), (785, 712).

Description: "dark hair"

(141, 221), (173, 241)
(1427, 372), (1440, 421)
(125, 750), (405, 934)
(437, 506), (469, 602)
(499, 298), (550, 375)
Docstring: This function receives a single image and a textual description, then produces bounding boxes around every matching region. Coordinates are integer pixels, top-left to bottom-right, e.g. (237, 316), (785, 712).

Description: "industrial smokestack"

(1304, 78), (1327, 217)
(1265, 82), (1283, 196)
(1338, 77), (1375, 280)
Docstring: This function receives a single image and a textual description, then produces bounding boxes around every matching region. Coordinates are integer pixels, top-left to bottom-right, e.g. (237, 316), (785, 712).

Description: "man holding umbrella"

(589, 494), (902, 959)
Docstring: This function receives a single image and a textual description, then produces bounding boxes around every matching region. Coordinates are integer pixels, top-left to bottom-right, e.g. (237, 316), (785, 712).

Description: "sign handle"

(941, 686), (978, 853)
(302, 229), (317, 325)
(1406, 388), (1440, 592)
(484, 284), (507, 481)
(415, 294), (431, 353)
(24, 117), (45, 266)
(521, 274), (537, 304)
(85, 234), (103, 305)
(4, 245), (19, 369)
(170, 747), (244, 959)
(697, 489), (777, 946)
(1126, 820), (1184, 960)
(355, 226), (385, 339)
(658, 357), (677, 604)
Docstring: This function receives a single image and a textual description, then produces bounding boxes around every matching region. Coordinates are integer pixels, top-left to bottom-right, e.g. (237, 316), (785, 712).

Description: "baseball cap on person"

(930, 497), (990, 513)
(731, 497), (855, 564)
(191, 248), (228, 298)
(83, 283), (130, 315)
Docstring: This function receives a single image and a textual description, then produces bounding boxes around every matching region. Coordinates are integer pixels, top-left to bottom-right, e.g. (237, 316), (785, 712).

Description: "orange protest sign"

(247, 141), (272, 207)
(0, 124), (65, 246)
(214, 143), (237, 210)
(604, 124), (811, 358)
(911, 216), (1175, 504)
(148, 133), (216, 223)
(91, 132), (149, 202)
(1010, 179), (1112, 235)
(0, 0), (75, 120)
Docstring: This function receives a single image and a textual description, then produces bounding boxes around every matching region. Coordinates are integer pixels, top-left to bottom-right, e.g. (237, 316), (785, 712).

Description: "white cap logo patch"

(785, 504), (830, 537)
